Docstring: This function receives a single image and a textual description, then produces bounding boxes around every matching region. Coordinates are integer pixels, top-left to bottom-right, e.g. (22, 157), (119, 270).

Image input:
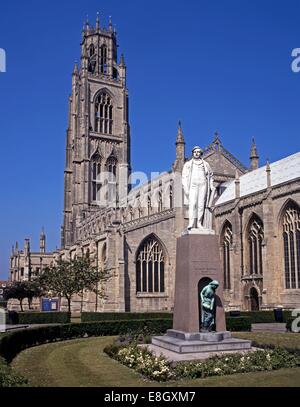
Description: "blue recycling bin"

(274, 308), (283, 323)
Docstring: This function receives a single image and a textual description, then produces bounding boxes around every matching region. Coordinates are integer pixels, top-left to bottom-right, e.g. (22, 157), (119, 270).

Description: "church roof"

(202, 134), (248, 174)
(216, 151), (300, 205)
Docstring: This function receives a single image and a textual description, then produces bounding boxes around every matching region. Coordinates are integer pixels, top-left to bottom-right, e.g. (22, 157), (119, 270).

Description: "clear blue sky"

(0, 0), (300, 279)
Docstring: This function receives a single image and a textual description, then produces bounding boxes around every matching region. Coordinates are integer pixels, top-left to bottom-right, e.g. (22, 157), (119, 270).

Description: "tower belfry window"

(100, 44), (108, 74)
(95, 92), (113, 134)
(88, 44), (96, 74)
(106, 156), (117, 202)
(91, 155), (102, 202)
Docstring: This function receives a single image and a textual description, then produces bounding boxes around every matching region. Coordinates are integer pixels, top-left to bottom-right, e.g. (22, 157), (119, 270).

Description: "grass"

(233, 332), (300, 350)
(10, 333), (300, 387)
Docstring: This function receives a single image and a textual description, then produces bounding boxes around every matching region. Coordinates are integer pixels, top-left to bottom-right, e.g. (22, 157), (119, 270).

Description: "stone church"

(9, 17), (300, 312)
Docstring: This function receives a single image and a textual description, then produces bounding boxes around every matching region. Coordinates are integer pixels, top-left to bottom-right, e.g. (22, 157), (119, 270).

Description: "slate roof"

(216, 151), (300, 205)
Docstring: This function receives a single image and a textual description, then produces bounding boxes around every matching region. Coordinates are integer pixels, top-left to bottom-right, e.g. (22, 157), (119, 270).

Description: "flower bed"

(104, 341), (300, 382)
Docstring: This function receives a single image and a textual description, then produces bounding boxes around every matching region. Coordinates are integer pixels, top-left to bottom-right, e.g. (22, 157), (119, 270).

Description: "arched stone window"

(88, 44), (96, 74)
(100, 44), (108, 74)
(282, 203), (300, 289)
(221, 222), (233, 289)
(247, 215), (264, 275)
(105, 156), (117, 202)
(91, 154), (101, 202)
(136, 237), (165, 293)
(94, 92), (113, 134)
(169, 183), (173, 209)
(158, 190), (163, 212)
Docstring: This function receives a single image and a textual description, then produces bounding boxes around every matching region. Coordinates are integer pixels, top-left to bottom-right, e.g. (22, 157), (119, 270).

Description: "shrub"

(11, 312), (71, 325)
(0, 356), (28, 387)
(81, 312), (173, 322)
(108, 344), (175, 381)
(226, 317), (251, 332)
(0, 318), (172, 362)
(174, 348), (300, 379)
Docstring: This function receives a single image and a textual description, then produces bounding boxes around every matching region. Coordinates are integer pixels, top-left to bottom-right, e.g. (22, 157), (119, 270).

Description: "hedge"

(6, 312), (71, 325)
(82, 311), (284, 327)
(237, 311), (291, 324)
(0, 355), (28, 387)
(286, 317), (300, 333)
(226, 317), (251, 332)
(0, 319), (173, 362)
(81, 312), (173, 322)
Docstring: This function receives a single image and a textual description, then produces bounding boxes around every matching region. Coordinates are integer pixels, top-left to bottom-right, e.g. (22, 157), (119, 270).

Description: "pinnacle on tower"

(109, 16), (113, 31)
(120, 53), (125, 67)
(176, 121), (185, 144)
(73, 61), (79, 76)
(96, 12), (100, 30)
(173, 121), (185, 172)
(266, 158), (271, 188)
(250, 138), (259, 170)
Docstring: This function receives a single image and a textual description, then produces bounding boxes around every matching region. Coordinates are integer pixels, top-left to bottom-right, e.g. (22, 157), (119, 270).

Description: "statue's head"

(209, 280), (219, 290)
(192, 146), (203, 160)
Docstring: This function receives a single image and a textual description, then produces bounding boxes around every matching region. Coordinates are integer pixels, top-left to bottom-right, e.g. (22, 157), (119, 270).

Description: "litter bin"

(274, 308), (283, 323)
(7, 311), (19, 325)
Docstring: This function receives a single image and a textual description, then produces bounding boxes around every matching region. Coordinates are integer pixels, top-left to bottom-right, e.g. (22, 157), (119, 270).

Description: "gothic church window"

(247, 216), (264, 275)
(136, 237), (165, 293)
(283, 203), (300, 289)
(169, 183), (173, 209)
(106, 156), (117, 202)
(95, 92), (113, 134)
(221, 222), (233, 289)
(92, 155), (101, 202)
(100, 44), (108, 74)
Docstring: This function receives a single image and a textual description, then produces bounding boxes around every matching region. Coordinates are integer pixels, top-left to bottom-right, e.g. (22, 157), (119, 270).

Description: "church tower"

(62, 15), (131, 248)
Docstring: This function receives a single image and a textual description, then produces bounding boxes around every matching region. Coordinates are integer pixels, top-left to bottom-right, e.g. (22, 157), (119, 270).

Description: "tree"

(25, 281), (43, 309)
(37, 256), (109, 312)
(3, 281), (42, 312)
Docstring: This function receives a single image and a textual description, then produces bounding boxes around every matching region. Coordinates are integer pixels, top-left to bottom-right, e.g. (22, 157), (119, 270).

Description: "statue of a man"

(200, 280), (219, 332)
(182, 146), (215, 230)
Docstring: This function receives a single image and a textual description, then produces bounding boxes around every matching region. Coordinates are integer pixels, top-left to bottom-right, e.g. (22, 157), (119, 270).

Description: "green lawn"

(10, 334), (300, 387)
(234, 332), (300, 350)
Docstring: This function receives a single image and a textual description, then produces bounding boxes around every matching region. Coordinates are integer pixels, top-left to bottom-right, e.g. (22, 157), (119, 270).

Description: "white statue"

(182, 146), (215, 231)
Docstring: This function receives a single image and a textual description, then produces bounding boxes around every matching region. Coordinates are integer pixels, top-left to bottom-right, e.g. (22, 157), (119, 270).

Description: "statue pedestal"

(173, 233), (226, 332)
(151, 233), (251, 357)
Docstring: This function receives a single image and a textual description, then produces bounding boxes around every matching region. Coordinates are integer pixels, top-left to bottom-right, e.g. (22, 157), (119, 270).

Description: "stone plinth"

(172, 233), (226, 333)
(152, 331), (251, 354)
(151, 233), (252, 357)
